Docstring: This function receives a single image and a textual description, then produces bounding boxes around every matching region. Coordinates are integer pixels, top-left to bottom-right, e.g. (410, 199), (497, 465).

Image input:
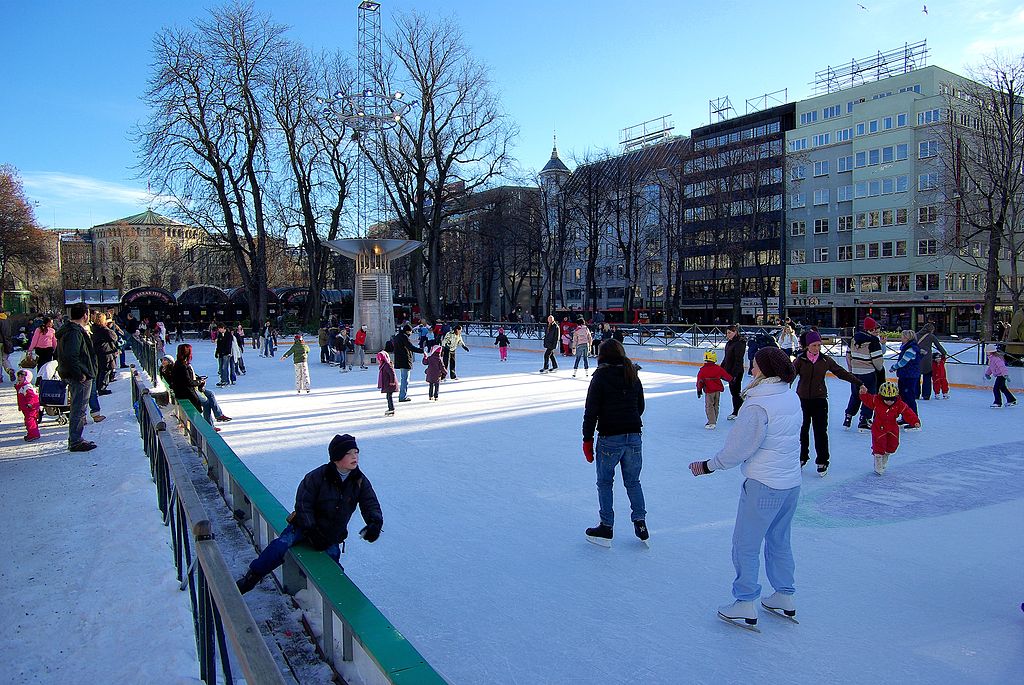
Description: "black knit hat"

(329, 434), (359, 461)
(754, 347), (796, 383)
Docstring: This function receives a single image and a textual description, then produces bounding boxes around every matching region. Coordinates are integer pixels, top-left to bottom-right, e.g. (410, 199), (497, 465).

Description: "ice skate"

(633, 520), (650, 547)
(761, 592), (798, 623)
(718, 600), (759, 632)
(857, 417), (871, 433)
(585, 523), (613, 548)
(1008, 401), (1018, 407)
(873, 454), (886, 475)
(384, 409), (395, 417)
(842, 414), (852, 430)
(726, 414), (737, 421)
(816, 463), (828, 477)
(990, 403), (1002, 408)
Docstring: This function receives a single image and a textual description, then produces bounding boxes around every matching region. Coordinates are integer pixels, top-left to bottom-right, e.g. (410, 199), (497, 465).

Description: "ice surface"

(3, 338), (1022, 684)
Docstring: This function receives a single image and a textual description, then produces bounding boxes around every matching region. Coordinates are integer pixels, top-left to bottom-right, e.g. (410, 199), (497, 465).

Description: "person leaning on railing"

(167, 345), (232, 431)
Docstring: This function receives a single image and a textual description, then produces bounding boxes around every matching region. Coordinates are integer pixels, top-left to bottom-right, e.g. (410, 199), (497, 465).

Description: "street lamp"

(703, 284), (710, 324)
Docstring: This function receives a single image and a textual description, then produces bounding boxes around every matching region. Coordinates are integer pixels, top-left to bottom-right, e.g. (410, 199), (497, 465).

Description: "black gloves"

(304, 527), (332, 551)
(360, 524), (382, 543)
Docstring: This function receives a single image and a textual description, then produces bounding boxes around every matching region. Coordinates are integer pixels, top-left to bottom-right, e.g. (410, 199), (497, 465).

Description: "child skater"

(281, 333), (311, 394)
(931, 352), (949, 399)
(858, 381), (920, 475)
(985, 346), (1018, 408)
(378, 341), (398, 416)
(422, 345), (447, 400)
(494, 327), (510, 362)
(696, 350), (733, 430)
(16, 369), (41, 442)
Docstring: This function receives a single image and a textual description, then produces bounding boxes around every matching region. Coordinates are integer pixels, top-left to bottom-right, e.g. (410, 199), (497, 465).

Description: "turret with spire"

(539, 134), (570, 195)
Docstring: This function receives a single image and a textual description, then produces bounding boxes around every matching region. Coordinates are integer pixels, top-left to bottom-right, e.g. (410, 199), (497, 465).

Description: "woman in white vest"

(689, 346), (802, 631)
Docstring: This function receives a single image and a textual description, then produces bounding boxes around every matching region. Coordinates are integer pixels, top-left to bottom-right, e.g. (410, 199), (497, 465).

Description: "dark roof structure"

(540, 144), (570, 175)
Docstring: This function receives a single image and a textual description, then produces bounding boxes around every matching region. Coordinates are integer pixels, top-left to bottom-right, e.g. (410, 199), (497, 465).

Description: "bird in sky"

(923, 4), (929, 14)
(858, 3), (868, 10)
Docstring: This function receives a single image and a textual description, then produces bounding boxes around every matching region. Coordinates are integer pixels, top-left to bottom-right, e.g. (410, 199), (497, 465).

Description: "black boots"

(236, 569), (261, 594)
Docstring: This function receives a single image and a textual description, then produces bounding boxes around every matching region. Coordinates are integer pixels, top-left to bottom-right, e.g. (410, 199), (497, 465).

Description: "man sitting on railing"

(236, 433), (383, 594)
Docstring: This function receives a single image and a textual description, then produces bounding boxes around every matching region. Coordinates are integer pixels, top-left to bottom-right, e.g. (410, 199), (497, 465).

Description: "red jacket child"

(354, 327), (367, 348)
(931, 354), (949, 396)
(695, 361), (733, 396)
(16, 369), (41, 441)
(860, 386), (920, 457)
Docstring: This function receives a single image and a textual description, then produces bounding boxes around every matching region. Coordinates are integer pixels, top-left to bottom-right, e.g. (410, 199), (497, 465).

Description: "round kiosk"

(121, 286), (177, 326)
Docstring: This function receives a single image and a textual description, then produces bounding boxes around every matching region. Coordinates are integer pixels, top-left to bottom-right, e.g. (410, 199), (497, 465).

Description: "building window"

(838, 245), (853, 261)
(919, 140), (938, 158)
(823, 104), (842, 119)
(814, 218), (829, 234)
(919, 205), (938, 223)
(861, 276), (881, 292)
(868, 119), (879, 133)
(881, 241), (895, 258)
(897, 112), (908, 127)
(856, 151), (867, 168)
(800, 111), (818, 125)
(790, 138), (808, 151)
(838, 215), (853, 231)
(838, 155), (854, 172)
(868, 242), (880, 259)
(790, 221), (806, 236)
(836, 277), (856, 293)
(883, 115), (894, 130)
(790, 279), (808, 295)
(856, 244), (867, 259)
(791, 165), (807, 180)
(812, 133), (831, 147)
(791, 250), (806, 264)
(812, 277), (832, 294)
(855, 122), (866, 136)
(813, 160), (830, 176)
(918, 173), (938, 191)
(918, 108), (941, 125)
(813, 189), (829, 205)
(915, 273), (941, 291)
(836, 127), (853, 142)
(918, 239), (938, 256)
(791, 193), (806, 208)
(887, 274), (910, 292)
(838, 185), (854, 202)
(896, 240), (907, 257)
(814, 247), (829, 263)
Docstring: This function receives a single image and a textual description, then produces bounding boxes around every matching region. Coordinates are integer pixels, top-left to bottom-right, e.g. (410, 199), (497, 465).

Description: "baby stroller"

(36, 360), (70, 425)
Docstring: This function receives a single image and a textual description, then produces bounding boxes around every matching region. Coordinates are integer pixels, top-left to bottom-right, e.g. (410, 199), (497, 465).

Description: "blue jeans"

(897, 376), (918, 415)
(398, 367), (411, 400)
(248, 524), (341, 578)
(731, 478), (800, 601)
(218, 356), (231, 384)
(595, 433), (646, 526)
(200, 388), (223, 424)
(68, 378), (92, 446)
(573, 345), (589, 371)
(336, 349), (347, 368)
(89, 381), (101, 413)
(262, 337), (275, 357)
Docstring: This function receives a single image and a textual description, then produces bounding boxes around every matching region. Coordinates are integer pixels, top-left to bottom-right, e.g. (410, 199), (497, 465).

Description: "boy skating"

(695, 350), (733, 429)
(858, 382), (920, 475)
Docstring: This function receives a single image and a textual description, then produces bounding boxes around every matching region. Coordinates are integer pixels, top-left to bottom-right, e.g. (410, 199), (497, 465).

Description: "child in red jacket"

(858, 381), (920, 475)
(15, 369), (41, 442)
(695, 350), (733, 430)
(931, 353), (949, 399)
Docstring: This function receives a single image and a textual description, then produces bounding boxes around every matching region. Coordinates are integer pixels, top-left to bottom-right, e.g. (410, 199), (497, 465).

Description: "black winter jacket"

(55, 321), (97, 382)
(215, 332), (233, 358)
(91, 325), (119, 372)
(582, 363), (645, 440)
(543, 322), (559, 350)
(170, 360), (204, 409)
(722, 335), (746, 378)
(391, 331), (422, 369)
(294, 464), (383, 545)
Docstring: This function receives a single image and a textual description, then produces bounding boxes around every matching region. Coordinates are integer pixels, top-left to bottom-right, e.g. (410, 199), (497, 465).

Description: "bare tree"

(365, 12), (517, 322)
(0, 165), (49, 304)
(935, 54), (1024, 337)
(139, 2), (285, 329)
(564, 150), (614, 317)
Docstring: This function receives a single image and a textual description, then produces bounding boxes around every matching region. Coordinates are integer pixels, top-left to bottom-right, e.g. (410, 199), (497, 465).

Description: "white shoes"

(705, 423), (716, 430)
(761, 592), (796, 616)
(718, 600), (757, 622)
(873, 453), (889, 475)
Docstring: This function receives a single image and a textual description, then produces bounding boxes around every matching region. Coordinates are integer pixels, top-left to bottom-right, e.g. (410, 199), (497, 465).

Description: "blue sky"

(3, 0), (1023, 229)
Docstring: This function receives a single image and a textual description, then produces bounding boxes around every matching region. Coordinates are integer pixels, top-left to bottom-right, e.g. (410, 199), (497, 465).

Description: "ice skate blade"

(639, 539), (650, 549)
(718, 612), (760, 632)
(761, 605), (799, 624)
(586, 535), (612, 548)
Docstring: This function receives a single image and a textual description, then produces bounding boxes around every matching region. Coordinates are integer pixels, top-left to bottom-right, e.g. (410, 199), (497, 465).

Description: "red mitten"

(689, 460), (714, 476)
(583, 439), (594, 463)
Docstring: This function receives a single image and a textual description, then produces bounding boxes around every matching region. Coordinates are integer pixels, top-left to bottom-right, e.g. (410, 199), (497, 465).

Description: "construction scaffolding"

(811, 40), (929, 94)
(620, 115), (675, 152)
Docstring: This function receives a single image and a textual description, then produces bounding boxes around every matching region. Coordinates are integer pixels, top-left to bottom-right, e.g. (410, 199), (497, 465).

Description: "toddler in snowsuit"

(985, 347), (1018, 408)
(378, 346), (398, 416)
(494, 328), (510, 362)
(695, 350), (733, 430)
(281, 334), (311, 393)
(16, 369), (41, 442)
(422, 345), (447, 400)
(931, 352), (949, 399)
(858, 381), (920, 475)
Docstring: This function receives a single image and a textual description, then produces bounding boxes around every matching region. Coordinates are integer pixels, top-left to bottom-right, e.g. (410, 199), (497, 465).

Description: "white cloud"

(20, 171), (164, 205)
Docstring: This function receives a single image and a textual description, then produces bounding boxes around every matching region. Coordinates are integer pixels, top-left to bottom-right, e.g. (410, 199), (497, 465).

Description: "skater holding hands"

(689, 347), (802, 631)
(858, 382), (920, 475)
(422, 345), (446, 400)
(378, 342), (398, 416)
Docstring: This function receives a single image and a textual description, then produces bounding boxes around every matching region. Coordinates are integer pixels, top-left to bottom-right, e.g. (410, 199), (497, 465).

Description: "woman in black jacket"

(169, 344), (230, 429)
(581, 339), (648, 546)
(90, 312), (119, 395)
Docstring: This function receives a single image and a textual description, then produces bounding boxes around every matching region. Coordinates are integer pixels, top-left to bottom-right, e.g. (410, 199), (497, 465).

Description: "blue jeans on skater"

(247, 524), (341, 578)
(200, 388), (223, 424)
(595, 433), (646, 527)
(398, 367), (410, 400)
(573, 345), (589, 372)
(262, 337), (275, 357)
(218, 355), (231, 385)
(897, 376), (919, 415)
(731, 478), (800, 602)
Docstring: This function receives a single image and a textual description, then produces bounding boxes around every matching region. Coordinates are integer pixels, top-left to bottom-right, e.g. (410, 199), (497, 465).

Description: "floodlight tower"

(321, 1), (418, 353)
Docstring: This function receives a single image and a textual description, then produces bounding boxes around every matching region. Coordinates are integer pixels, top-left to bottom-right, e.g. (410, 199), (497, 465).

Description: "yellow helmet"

(879, 381), (899, 399)
(704, 350), (718, 363)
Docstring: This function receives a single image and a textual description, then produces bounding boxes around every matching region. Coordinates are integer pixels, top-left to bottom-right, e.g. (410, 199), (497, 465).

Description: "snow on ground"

(1, 338), (1019, 684)
(0, 368), (200, 684)
(187, 338), (1024, 684)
